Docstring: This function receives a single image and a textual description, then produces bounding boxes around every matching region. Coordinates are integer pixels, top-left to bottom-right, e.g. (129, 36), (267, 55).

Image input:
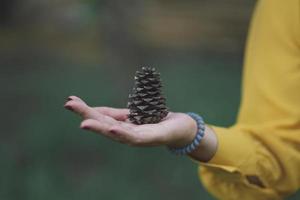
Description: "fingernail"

(110, 129), (118, 135)
(81, 125), (90, 130)
(66, 97), (72, 102)
(64, 105), (73, 111)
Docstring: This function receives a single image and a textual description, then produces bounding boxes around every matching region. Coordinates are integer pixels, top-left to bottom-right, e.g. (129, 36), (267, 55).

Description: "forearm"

(188, 125), (218, 162)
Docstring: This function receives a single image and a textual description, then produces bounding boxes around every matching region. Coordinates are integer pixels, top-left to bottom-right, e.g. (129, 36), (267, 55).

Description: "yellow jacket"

(199, 0), (300, 199)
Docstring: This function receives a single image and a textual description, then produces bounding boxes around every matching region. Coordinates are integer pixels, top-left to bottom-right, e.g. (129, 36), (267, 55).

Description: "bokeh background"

(1, 0), (299, 200)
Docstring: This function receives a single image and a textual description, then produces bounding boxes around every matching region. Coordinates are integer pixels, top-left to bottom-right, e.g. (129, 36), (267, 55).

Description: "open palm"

(64, 96), (196, 147)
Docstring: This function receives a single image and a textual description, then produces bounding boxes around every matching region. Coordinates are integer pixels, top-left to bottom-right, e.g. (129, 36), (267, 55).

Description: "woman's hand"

(64, 96), (197, 148)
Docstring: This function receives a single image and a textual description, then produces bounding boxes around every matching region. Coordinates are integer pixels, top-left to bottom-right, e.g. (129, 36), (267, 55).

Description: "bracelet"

(168, 112), (205, 155)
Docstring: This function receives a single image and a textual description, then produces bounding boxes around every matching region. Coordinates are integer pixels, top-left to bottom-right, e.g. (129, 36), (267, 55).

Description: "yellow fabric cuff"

(200, 125), (258, 173)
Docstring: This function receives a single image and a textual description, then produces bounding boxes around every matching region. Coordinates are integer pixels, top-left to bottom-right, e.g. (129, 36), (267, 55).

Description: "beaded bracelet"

(168, 112), (205, 155)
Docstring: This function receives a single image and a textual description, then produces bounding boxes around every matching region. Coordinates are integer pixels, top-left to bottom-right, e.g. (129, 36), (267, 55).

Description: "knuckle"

(97, 107), (110, 114)
(78, 106), (90, 118)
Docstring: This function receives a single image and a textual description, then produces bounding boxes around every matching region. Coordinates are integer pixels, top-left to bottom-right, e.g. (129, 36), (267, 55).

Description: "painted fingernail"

(81, 125), (90, 130)
(64, 105), (73, 111)
(66, 97), (72, 102)
(110, 130), (119, 135)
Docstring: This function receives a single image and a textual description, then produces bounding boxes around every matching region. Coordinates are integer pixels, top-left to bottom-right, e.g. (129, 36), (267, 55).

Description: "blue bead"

(191, 143), (195, 150)
(187, 146), (192, 153)
(194, 139), (200, 146)
(196, 134), (202, 140)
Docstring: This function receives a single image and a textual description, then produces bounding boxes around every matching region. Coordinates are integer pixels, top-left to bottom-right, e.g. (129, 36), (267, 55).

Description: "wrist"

(166, 113), (198, 148)
(167, 112), (208, 155)
(162, 112), (217, 160)
(166, 113), (197, 148)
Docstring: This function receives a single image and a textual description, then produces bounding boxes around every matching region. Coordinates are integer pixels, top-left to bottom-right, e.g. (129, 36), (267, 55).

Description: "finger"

(108, 124), (142, 145)
(81, 119), (111, 133)
(94, 107), (129, 121)
(65, 99), (101, 120)
(67, 95), (85, 103)
(81, 118), (165, 147)
(80, 119), (129, 143)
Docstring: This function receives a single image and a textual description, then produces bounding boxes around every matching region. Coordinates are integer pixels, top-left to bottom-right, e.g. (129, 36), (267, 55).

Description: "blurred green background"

(1, 0), (298, 200)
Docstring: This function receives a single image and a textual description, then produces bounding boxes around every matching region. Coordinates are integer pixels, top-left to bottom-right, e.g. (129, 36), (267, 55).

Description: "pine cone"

(127, 67), (169, 124)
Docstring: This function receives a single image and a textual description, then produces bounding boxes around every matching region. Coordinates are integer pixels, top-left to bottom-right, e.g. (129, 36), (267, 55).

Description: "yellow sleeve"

(198, 0), (300, 199)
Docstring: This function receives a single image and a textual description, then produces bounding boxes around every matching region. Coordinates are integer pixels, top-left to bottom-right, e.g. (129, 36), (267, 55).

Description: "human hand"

(64, 96), (197, 148)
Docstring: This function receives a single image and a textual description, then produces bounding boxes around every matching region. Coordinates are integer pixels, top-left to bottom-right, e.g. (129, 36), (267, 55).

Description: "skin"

(64, 95), (218, 162)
